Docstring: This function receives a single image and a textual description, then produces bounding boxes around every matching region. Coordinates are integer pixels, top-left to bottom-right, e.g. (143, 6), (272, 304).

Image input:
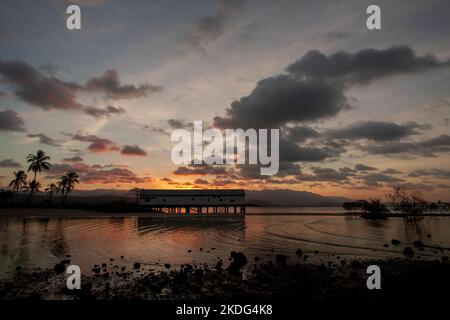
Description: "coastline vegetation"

(343, 185), (450, 219)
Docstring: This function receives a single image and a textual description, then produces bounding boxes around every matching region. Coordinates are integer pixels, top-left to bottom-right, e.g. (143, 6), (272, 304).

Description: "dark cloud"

(280, 142), (343, 163)
(83, 105), (125, 118)
(71, 134), (119, 153)
(326, 121), (428, 141)
(214, 46), (448, 133)
(299, 167), (351, 183)
(283, 126), (319, 143)
(382, 168), (403, 175)
(358, 173), (404, 187)
(27, 133), (61, 147)
(167, 119), (194, 130)
(0, 158), (21, 168)
(360, 134), (450, 157)
(0, 60), (161, 117)
(47, 162), (152, 184)
(194, 178), (209, 184)
(235, 162), (301, 180)
(81, 167), (152, 184)
(409, 169), (450, 179)
(214, 75), (349, 129)
(179, 0), (244, 50)
(121, 145), (147, 156)
(398, 182), (434, 192)
(83, 69), (161, 99)
(173, 164), (229, 175)
(48, 163), (89, 176)
(354, 164), (378, 171)
(0, 60), (83, 111)
(322, 31), (351, 41)
(0, 109), (26, 132)
(286, 46), (450, 85)
(167, 119), (185, 129)
(62, 156), (84, 162)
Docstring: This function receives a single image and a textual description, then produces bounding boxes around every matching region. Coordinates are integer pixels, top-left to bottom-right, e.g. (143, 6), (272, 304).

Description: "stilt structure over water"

(139, 189), (245, 214)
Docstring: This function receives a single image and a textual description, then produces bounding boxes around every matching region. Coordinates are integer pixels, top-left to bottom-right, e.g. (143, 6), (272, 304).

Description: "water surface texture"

(1, 213), (449, 279)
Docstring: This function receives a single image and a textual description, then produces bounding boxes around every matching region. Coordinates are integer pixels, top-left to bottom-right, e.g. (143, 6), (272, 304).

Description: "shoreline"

(1, 207), (450, 218)
(1, 254), (449, 300)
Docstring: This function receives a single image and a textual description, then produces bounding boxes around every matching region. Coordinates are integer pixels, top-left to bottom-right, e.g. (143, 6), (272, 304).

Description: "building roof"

(139, 189), (245, 197)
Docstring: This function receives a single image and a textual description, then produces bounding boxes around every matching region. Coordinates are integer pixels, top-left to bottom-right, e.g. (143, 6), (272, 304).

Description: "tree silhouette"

(26, 150), (51, 181)
(45, 182), (59, 203)
(9, 170), (28, 193)
(59, 172), (79, 204)
(27, 179), (41, 204)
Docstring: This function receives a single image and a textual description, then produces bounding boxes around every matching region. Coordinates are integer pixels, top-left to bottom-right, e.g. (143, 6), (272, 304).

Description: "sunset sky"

(1, 0), (450, 200)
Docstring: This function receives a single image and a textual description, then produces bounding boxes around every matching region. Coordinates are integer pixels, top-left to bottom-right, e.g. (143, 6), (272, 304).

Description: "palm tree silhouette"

(45, 182), (59, 203)
(27, 150), (51, 181)
(27, 179), (41, 204)
(59, 172), (79, 204)
(9, 170), (28, 192)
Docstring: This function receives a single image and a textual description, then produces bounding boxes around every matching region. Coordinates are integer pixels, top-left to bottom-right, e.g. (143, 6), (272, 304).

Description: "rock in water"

(53, 263), (65, 274)
(403, 247), (415, 257)
(228, 251), (248, 275)
(413, 240), (424, 248)
(215, 260), (223, 270)
(391, 239), (401, 245)
(275, 254), (289, 265)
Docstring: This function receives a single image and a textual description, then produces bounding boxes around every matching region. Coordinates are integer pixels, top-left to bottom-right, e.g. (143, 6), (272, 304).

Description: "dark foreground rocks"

(1, 256), (450, 301)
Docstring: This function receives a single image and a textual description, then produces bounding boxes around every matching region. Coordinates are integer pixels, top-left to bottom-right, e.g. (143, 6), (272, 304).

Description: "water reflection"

(0, 215), (449, 279)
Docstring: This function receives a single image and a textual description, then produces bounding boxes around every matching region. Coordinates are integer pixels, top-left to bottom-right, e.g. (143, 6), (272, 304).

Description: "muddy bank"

(1, 252), (449, 301)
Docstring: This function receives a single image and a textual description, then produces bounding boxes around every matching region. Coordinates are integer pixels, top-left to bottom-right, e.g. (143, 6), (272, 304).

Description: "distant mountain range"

(3, 188), (351, 206)
(66, 188), (350, 206)
(246, 189), (350, 206)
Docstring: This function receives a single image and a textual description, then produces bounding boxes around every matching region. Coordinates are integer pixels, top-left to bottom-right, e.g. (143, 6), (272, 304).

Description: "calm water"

(1, 211), (450, 279)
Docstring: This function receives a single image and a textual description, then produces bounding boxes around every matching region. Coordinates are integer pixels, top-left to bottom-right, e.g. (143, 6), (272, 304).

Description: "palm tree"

(59, 172), (79, 204)
(45, 183), (59, 203)
(9, 170), (28, 192)
(27, 150), (51, 181)
(27, 179), (41, 204)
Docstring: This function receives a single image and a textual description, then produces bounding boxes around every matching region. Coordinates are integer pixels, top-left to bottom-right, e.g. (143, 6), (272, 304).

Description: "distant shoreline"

(0, 207), (349, 218)
(1, 207), (450, 218)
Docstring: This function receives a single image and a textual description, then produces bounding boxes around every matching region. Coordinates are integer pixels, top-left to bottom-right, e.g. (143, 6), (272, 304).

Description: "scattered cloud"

(409, 169), (450, 179)
(83, 69), (161, 99)
(121, 145), (147, 156)
(71, 134), (119, 153)
(0, 60), (161, 118)
(179, 0), (245, 51)
(286, 46), (450, 85)
(62, 155), (84, 162)
(0, 158), (21, 168)
(174, 164), (229, 175)
(325, 121), (429, 141)
(46, 162), (152, 184)
(27, 133), (61, 147)
(355, 164), (378, 171)
(0, 109), (26, 132)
